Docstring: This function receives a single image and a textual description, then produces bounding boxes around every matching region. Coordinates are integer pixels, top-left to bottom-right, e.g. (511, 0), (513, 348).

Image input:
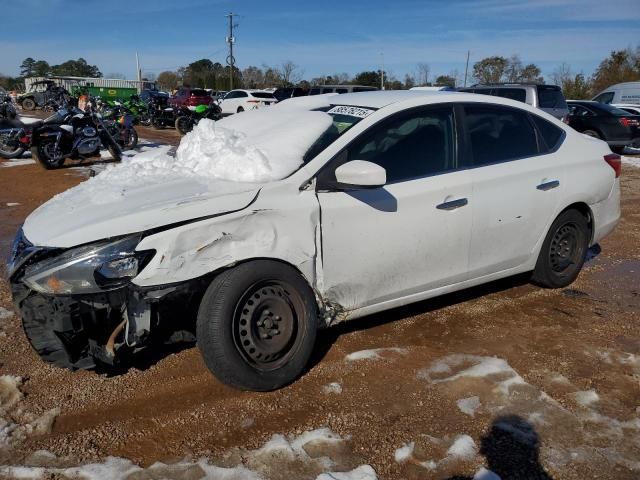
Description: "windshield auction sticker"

(327, 105), (375, 118)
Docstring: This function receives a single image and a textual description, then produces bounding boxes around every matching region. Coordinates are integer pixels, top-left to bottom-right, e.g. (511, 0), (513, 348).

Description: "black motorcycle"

(96, 103), (139, 150)
(0, 95), (17, 120)
(148, 95), (176, 129)
(174, 103), (223, 135)
(30, 105), (122, 169)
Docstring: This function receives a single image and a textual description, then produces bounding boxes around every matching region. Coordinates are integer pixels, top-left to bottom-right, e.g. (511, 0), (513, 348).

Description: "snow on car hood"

(23, 111), (332, 248)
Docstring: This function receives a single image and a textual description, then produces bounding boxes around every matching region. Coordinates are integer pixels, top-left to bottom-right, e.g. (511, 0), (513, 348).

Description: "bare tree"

(416, 62), (430, 85)
(332, 72), (351, 84)
(242, 66), (264, 89)
(277, 61), (303, 86)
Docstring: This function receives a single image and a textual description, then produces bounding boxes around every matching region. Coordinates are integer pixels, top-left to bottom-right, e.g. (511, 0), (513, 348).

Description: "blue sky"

(1, 0), (638, 83)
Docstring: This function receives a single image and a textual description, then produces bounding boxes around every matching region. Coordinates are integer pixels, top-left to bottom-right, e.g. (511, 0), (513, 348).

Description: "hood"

(23, 177), (261, 248)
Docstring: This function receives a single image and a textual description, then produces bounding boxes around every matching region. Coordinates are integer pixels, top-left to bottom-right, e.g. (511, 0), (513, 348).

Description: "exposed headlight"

(22, 235), (154, 295)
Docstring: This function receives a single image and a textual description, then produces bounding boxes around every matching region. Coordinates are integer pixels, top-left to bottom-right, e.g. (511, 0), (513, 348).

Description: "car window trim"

(457, 102), (563, 170)
(315, 103), (461, 191)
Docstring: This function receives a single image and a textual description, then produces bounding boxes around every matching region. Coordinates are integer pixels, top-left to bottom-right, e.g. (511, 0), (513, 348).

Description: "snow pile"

(345, 348), (407, 362)
(0, 428), (377, 479)
(0, 307), (13, 320)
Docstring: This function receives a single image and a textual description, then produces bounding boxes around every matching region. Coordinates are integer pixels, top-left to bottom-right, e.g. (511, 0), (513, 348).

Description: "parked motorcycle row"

(0, 96), (127, 169)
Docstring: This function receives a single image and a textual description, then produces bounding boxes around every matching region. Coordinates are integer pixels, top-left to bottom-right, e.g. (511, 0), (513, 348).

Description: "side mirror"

(334, 160), (386, 189)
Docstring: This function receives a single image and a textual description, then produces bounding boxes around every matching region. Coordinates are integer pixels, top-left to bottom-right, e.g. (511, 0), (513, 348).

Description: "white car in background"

(613, 104), (640, 115)
(219, 89), (278, 115)
(8, 91), (621, 391)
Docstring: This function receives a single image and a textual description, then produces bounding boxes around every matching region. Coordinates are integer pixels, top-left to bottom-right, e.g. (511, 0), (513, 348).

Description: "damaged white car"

(7, 91), (620, 391)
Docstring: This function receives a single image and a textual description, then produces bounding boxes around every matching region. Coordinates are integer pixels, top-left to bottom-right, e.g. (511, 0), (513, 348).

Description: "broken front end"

(7, 229), (202, 370)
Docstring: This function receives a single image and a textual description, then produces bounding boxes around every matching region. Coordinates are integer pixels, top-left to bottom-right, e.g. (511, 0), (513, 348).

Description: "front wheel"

(532, 209), (590, 288)
(31, 142), (65, 169)
(582, 129), (601, 139)
(197, 260), (318, 391)
(21, 98), (36, 111)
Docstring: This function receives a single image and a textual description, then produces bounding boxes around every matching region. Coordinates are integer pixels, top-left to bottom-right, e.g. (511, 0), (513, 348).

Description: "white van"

(592, 82), (640, 105)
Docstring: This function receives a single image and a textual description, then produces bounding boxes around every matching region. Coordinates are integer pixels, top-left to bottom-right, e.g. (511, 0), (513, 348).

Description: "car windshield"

(302, 105), (375, 163)
(593, 103), (635, 116)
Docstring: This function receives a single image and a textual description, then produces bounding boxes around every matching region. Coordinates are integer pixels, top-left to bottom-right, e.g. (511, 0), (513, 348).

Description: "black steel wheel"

(31, 142), (65, 169)
(175, 116), (193, 135)
(197, 260), (318, 391)
(532, 209), (590, 288)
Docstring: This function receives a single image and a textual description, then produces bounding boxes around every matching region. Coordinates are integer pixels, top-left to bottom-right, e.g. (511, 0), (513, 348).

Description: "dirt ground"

(0, 123), (638, 479)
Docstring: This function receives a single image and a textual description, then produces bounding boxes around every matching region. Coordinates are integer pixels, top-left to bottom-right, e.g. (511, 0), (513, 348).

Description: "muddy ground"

(0, 119), (638, 479)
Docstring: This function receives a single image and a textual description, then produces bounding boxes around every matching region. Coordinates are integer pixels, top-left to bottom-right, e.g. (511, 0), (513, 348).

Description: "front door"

(317, 105), (473, 311)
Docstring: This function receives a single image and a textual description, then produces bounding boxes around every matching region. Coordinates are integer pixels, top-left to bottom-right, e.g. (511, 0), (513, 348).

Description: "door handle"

(537, 180), (560, 191)
(436, 198), (468, 210)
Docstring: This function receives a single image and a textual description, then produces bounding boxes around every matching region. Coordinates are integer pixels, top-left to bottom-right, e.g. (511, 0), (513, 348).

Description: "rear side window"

(190, 89), (207, 96)
(346, 106), (456, 183)
(464, 105), (539, 166)
(493, 88), (527, 103)
(251, 92), (276, 99)
(537, 87), (567, 109)
(531, 115), (564, 151)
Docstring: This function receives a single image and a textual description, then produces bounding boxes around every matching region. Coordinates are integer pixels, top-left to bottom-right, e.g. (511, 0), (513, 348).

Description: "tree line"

(1, 47), (639, 99)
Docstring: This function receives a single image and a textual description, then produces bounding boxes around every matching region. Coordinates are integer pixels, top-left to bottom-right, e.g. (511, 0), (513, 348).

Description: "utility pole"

(464, 50), (470, 87)
(380, 50), (385, 91)
(135, 52), (142, 92)
(225, 12), (238, 91)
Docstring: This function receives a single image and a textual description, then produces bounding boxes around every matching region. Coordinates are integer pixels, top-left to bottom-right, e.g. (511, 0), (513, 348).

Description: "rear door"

(317, 105), (473, 310)
(462, 104), (563, 277)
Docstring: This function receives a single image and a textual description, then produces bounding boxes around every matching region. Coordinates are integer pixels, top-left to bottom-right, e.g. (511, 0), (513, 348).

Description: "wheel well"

(560, 202), (594, 242)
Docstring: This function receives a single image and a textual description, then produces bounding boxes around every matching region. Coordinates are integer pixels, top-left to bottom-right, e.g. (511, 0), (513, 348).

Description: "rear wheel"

(175, 116), (193, 135)
(21, 98), (36, 111)
(123, 127), (138, 149)
(31, 142), (65, 169)
(151, 116), (165, 129)
(532, 209), (590, 288)
(237, 106), (244, 113)
(582, 129), (601, 139)
(0, 133), (25, 159)
(197, 260), (318, 391)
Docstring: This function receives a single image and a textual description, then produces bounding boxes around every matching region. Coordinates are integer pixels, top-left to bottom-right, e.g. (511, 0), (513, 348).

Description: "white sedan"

(9, 91), (620, 391)
(219, 89), (278, 115)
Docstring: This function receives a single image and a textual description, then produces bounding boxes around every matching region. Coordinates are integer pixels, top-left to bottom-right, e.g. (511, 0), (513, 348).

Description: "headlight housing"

(22, 234), (154, 295)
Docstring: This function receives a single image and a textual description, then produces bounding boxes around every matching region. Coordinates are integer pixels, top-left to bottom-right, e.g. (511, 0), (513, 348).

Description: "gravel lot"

(0, 124), (638, 479)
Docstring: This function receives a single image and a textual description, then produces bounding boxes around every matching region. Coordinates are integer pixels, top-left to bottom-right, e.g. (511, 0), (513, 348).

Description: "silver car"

(459, 83), (570, 120)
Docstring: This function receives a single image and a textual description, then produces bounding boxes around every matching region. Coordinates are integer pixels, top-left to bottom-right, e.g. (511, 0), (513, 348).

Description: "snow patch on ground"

(473, 467), (502, 480)
(0, 158), (35, 168)
(0, 428), (377, 480)
(457, 396), (481, 417)
(322, 382), (343, 394)
(394, 442), (415, 463)
(574, 389), (599, 407)
(0, 307), (14, 320)
(5, 203), (20, 207)
(345, 348), (407, 362)
(622, 156), (640, 167)
(446, 435), (478, 460)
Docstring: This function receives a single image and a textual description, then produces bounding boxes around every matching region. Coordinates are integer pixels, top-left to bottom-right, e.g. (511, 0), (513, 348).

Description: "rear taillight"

(619, 117), (639, 127)
(247, 100), (259, 103)
(19, 136), (29, 143)
(604, 153), (621, 178)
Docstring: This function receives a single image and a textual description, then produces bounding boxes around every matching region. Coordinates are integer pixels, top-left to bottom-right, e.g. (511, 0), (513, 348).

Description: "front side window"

(343, 106), (456, 183)
(465, 105), (539, 166)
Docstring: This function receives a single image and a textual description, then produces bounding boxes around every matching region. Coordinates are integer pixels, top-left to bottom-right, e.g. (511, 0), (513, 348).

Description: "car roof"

(328, 90), (457, 109)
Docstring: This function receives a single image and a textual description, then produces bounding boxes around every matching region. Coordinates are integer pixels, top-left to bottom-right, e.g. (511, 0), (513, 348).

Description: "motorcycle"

(0, 95), (17, 120)
(30, 104), (122, 169)
(148, 95), (176, 129)
(98, 103), (139, 150)
(174, 103), (223, 135)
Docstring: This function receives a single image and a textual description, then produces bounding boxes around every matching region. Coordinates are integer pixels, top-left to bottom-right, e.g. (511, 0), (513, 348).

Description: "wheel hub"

(550, 224), (578, 272)
(233, 284), (298, 369)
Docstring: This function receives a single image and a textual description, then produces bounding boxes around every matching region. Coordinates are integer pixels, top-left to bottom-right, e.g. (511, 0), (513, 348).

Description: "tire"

(0, 133), (25, 159)
(31, 143), (65, 169)
(582, 129), (601, 139)
(237, 106), (244, 113)
(21, 98), (36, 111)
(107, 143), (122, 162)
(124, 127), (138, 149)
(175, 116), (193, 135)
(197, 260), (318, 391)
(151, 117), (165, 129)
(532, 209), (590, 288)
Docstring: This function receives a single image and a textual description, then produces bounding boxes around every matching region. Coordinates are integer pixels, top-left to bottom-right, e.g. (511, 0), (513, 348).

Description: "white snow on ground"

(473, 467), (502, 480)
(394, 442), (415, 463)
(457, 396), (481, 417)
(574, 389), (599, 407)
(446, 435), (478, 460)
(0, 428), (377, 480)
(345, 348), (407, 362)
(322, 382), (343, 394)
(0, 158), (35, 167)
(622, 155), (640, 167)
(0, 307), (13, 320)
(17, 116), (41, 125)
(5, 203), (20, 207)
